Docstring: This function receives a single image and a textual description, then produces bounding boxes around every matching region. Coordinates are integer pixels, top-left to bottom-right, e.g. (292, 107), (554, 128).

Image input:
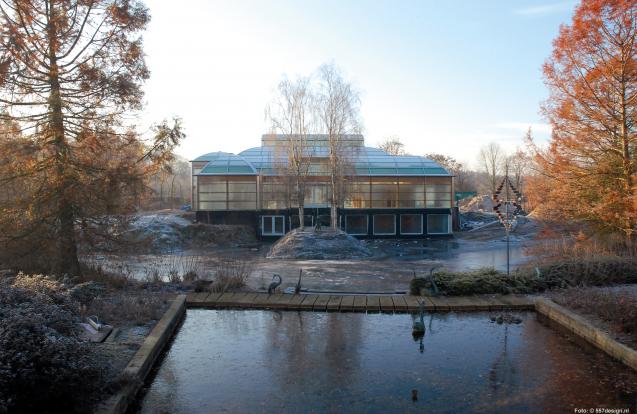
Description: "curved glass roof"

(355, 148), (449, 175)
(238, 147), (277, 175)
(197, 152), (257, 175)
(195, 146), (449, 176)
(192, 151), (231, 162)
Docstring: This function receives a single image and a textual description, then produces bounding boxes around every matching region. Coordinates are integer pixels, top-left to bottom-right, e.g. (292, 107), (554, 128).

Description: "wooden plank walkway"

(186, 293), (535, 313)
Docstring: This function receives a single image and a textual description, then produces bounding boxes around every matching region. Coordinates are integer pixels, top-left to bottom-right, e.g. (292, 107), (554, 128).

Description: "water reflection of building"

(263, 311), (363, 409)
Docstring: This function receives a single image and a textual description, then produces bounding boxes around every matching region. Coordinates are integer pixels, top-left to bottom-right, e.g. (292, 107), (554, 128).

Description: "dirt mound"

(267, 228), (373, 260)
(460, 195), (494, 212)
(124, 211), (255, 253)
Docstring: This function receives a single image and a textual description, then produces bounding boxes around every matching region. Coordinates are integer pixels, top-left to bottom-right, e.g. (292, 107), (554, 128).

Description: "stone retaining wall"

(535, 297), (637, 371)
(96, 294), (186, 414)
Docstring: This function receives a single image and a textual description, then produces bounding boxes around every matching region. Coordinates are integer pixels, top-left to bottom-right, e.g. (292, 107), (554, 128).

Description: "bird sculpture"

(412, 299), (426, 335)
(268, 274), (282, 294)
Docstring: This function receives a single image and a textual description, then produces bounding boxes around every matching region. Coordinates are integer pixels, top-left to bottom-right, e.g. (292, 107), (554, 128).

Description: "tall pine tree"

(0, 1), (179, 275)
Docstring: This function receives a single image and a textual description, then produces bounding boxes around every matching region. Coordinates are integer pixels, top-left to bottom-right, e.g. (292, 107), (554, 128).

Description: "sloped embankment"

(267, 228), (373, 260)
(126, 211), (255, 253)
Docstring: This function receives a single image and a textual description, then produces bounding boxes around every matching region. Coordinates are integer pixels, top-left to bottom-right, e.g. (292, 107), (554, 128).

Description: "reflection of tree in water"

(488, 325), (519, 398)
(514, 316), (637, 412)
(263, 310), (363, 405)
(139, 351), (179, 414)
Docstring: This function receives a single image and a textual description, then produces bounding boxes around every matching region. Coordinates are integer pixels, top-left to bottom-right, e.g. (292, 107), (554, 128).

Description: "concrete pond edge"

(96, 294), (187, 414)
(534, 297), (637, 372)
(94, 293), (637, 413)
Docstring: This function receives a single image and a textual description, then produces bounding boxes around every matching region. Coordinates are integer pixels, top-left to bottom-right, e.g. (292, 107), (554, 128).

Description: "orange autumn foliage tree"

(530, 0), (637, 238)
(0, 1), (182, 275)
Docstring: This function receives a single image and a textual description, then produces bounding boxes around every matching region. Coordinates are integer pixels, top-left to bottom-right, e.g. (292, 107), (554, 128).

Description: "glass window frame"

(373, 214), (396, 235)
(262, 215), (285, 236)
(344, 215), (369, 235)
(426, 214), (451, 235)
(400, 214), (423, 235)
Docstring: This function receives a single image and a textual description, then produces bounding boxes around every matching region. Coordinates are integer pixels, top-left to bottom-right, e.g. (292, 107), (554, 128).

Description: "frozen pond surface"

(134, 310), (637, 413)
(86, 239), (533, 292)
(373, 238), (530, 271)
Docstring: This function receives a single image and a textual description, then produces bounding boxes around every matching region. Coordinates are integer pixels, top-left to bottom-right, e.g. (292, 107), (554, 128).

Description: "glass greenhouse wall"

(192, 134), (454, 238)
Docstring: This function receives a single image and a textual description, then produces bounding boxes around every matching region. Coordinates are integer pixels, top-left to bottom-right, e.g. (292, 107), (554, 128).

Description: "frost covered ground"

(96, 210), (256, 254)
(80, 210), (541, 292)
(267, 228), (373, 260)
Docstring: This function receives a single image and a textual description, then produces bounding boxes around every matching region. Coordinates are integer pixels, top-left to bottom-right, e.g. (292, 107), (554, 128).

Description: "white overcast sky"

(138, 0), (575, 167)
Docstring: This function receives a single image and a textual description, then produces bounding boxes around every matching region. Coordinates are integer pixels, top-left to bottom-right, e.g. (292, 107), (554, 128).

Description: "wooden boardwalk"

(186, 292), (534, 313)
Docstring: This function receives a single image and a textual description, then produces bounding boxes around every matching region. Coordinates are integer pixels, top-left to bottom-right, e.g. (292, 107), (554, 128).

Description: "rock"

(490, 312), (523, 325)
(267, 228), (373, 260)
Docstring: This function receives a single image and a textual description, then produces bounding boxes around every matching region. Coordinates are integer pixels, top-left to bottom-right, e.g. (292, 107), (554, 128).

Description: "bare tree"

(378, 136), (406, 155)
(424, 153), (471, 192)
(147, 155), (191, 210)
(316, 64), (361, 229)
(267, 76), (315, 230)
(507, 148), (531, 192)
(479, 142), (504, 194)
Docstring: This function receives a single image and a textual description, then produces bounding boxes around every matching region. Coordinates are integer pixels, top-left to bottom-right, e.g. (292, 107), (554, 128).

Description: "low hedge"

(410, 256), (637, 296)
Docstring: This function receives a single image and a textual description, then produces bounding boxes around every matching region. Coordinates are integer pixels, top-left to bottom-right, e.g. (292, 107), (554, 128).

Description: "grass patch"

(78, 261), (133, 289)
(209, 259), (252, 293)
(81, 292), (171, 326)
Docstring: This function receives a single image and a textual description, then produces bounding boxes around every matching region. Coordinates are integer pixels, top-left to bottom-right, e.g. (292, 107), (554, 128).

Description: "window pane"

(373, 214), (396, 235)
(263, 216), (273, 233)
(228, 182), (256, 192)
(371, 199), (397, 208)
(426, 200), (451, 208)
(345, 194), (370, 208)
(398, 192), (425, 200)
(425, 184), (451, 192)
(400, 214), (423, 234)
(399, 184), (424, 193)
(345, 215), (368, 235)
(426, 177), (452, 185)
(227, 192), (257, 202)
(198, 192), (226, 202)
(262, 200), (287, 209)
(427, 214), (450, 234)
(289, 215), (314, 229)
(348, 181), (370, 193)
(305, 185), (329, 206)
(399, 200), (425, 208)
(199, 183), (226, 192)
(228, 201), (256, 210)
(274, 216), (284, 234)
(198, 201), (226, 210)
(370, 180), (397, 208)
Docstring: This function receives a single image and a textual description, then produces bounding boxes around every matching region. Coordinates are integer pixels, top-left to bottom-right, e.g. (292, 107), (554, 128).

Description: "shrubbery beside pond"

(0, 274), (102, 414)
(410, 257), (637, 296)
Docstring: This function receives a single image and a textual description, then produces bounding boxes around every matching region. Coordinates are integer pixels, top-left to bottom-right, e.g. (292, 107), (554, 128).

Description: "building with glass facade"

(192, 134), (453, 238)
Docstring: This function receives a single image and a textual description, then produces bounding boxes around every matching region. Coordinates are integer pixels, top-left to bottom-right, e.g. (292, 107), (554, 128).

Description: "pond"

(381, 239), (530, 271)
(133, 310), (637, 413)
